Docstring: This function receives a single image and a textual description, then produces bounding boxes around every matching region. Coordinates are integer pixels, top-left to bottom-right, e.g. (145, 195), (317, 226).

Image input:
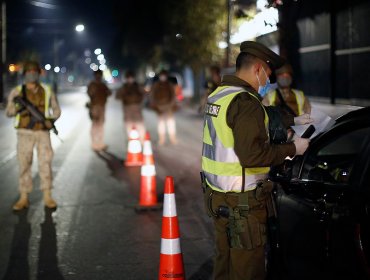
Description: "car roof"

(335, 106), (370, 123)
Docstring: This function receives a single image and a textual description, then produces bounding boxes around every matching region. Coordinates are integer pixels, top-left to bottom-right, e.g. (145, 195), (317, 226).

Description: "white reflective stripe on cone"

(163, 193), (177, 217)
(160, 238), (181, 254)
(143, 141), (152, 155)
(130, 130), (139, 138)
(128, 140), (142, 153)
(141, 164), (156, 176)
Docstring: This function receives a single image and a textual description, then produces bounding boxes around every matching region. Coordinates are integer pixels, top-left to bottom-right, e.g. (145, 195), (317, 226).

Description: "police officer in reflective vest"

(262, 63), (311, 116)
(6, 61), (61, 210)
(201, 41), (312, 280)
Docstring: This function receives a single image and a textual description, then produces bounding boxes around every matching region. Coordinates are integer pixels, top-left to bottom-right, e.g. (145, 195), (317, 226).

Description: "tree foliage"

(162, 0), (226, 71)
(111, 0), (226, 71)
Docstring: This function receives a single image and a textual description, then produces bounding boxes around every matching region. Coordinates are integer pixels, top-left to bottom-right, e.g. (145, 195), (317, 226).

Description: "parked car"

(268, 107), (370, 280)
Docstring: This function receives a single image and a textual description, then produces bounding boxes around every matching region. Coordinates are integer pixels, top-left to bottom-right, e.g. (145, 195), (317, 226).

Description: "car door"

(274, 117), (370, 280)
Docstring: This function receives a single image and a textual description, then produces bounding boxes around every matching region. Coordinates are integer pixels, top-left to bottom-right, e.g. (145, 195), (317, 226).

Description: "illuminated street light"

(218, 41), (228, 49)
(8, 64), (16, 72)
(112, 69), (119, 77)
(54, 66), (60, 73)
(94, 48), (102, 55)
(75, 24), (85, 32)
(45, 64), (51, 70)
(97, 54), (104, 60)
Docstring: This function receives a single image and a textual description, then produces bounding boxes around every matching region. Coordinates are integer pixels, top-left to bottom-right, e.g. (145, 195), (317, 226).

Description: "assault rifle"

(13, 96), (59, 136)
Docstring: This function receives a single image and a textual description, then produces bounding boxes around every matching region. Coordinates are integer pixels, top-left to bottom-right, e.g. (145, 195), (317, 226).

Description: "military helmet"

(275, 63), (293, 76)
(23, 61), (41, 74)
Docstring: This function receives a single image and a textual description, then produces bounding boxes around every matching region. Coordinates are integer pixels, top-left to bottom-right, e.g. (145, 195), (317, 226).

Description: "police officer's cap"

(23, 61), (41, 74)
(240, 41), (285, 82)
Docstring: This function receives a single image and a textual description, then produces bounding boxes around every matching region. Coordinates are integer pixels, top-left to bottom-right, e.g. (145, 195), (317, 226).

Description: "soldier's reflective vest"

(14, 83), (52, 128)
(201, 86), (270, 193)
(267, 89), (305, 116)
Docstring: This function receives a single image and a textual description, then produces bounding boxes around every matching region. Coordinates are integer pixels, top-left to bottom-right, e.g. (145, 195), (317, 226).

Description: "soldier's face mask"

(126, 77), (135, 84)
(24, 72), (39, 83)
(277, 74), (292, 88)
(159, 75), (167, 82)
(256, 67), (271, 97)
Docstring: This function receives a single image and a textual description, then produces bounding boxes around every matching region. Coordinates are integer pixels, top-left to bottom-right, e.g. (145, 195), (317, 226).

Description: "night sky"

(7, 0), (118, 67)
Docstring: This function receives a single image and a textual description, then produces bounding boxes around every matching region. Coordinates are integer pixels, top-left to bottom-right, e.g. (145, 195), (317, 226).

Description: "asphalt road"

(0, 86), (362, 280)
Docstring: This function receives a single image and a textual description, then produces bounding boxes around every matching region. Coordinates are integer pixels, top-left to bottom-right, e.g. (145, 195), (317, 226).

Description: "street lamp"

(53, 24), (85, 92)
(75, 24), (85, 32)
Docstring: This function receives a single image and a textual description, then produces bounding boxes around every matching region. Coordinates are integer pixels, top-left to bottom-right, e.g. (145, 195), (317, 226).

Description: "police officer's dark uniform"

(201, 41), (298, 280)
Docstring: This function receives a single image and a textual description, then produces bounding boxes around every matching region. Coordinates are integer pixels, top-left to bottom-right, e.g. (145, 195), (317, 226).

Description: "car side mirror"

(269, 158), (293, 183)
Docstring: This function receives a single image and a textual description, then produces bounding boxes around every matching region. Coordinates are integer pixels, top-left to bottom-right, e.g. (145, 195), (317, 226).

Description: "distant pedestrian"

(116, 70), (146, 141)
(87, 69), (111, 151)
(6, 61), (61, 210)
(199, 65), (222, 113)
(263, 63), (311, 116)
(150, 70), (177, 145)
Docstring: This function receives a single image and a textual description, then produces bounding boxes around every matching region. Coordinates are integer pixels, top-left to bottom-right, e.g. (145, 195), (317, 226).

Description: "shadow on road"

(96, 150), (166, 203)
(95, 150), (127, 181)
(2, 210), (31, 280)
(188, 257), (213, 280)
(2, 208), (65, 280)
(37, 208), (65, 280)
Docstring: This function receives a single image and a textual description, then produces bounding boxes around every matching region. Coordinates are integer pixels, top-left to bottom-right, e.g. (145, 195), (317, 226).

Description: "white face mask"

(159, 75), (167, 82)
(277, 76), (292, 88)
(126, 77), (135, 84)
(24, 72), (39, 83)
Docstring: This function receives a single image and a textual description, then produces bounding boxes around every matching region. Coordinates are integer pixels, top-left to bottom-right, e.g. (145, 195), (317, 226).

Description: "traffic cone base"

(159, 253), (185, 280)
(139, 176), (157, 206)
(135, 132), (162, 211)
(159, 176), (185, 280)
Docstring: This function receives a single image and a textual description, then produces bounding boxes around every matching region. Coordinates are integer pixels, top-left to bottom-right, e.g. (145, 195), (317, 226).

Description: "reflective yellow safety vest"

(268, 89), (305, 116)
(14, 83), (53, 128)
(201, 86), (270, 193)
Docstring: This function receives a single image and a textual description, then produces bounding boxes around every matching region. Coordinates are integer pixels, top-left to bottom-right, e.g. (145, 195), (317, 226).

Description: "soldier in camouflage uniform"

(150, 70), (177, 145)
(6, 61), (61, 210)
(87, 69), (111, 151)
(115, 70), (146, 141)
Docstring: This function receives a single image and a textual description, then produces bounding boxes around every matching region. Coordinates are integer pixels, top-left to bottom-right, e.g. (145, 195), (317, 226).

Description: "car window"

(301, 127), (370, 184)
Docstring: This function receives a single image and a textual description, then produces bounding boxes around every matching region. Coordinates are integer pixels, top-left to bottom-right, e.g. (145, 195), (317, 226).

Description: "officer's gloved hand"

(294, 113), (314, 125)
(293, 135), (310, 155)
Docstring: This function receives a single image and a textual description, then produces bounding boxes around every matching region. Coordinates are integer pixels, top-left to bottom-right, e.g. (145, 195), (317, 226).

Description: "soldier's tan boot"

(43, 190), (57, 209)
(13, 192), (29, 211)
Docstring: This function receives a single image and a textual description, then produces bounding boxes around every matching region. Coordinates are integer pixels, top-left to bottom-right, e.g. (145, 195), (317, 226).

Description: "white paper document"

(291, 107), (334, 139)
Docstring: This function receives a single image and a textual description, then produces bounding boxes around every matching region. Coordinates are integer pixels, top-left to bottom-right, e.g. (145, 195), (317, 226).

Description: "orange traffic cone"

(125, 126), (143, 167)
(159, 176), (185, 280)
(136, 132), (162, 210)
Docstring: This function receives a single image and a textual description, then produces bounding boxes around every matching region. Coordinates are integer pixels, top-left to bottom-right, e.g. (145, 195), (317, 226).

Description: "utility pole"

(0, 0), (6, 106)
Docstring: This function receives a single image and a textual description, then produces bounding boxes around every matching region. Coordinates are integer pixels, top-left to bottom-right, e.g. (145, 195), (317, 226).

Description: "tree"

(110, 0), (226, 100)
(163, 0), (226, 100)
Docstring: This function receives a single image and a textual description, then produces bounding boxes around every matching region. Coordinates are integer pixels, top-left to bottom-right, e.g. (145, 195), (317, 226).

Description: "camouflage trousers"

(90, 105), (106, 150)
(156, 104), (176, 144)
(17, 129), (54, 193)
